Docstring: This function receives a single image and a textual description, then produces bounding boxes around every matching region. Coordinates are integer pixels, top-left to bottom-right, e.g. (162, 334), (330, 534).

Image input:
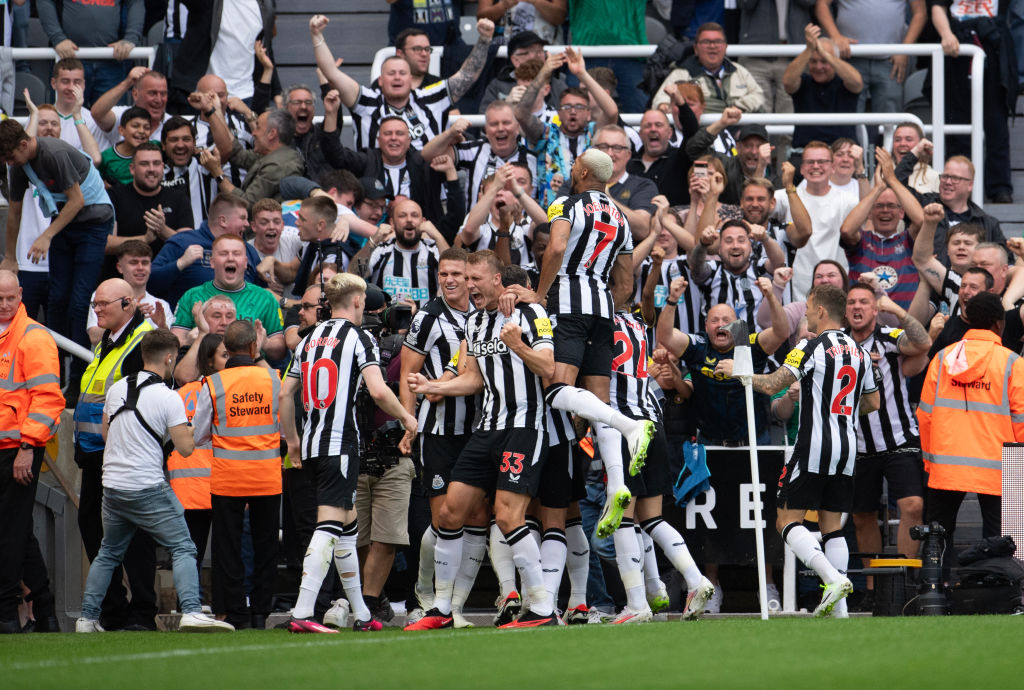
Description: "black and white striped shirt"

(164, 0), (188, 40)
(546, 190), (633, 319)
(351, 81), (452, 151)
(367, 238), (440, 307)
(848, 325), (918, 454)
(634, 255), (703, 334)
(289, 318), (380, 458)
(459, 216), (532, 269)
(928, 266), (963, 318)
(610, 311), (660, 421)
(404, 296), (475, 436)
(783, 329), (877, 476)
(466, 303), (553, 430)
(164, 159), (214, 228)
(455, 138), (536, 209)
(697, 259), (770, 331)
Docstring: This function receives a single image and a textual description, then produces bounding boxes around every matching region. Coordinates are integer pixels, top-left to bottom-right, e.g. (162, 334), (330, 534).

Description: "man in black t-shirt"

(106, 143), (191, 280)
(782, 24), (863, 150)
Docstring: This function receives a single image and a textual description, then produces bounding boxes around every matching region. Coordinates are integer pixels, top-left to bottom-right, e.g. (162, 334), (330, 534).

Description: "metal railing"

(11, 46), (157, 69)
(368, 42), (985, 204)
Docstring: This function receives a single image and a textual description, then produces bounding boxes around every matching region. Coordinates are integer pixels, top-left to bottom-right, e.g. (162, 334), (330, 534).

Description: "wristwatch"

(215, 174), (225, 183)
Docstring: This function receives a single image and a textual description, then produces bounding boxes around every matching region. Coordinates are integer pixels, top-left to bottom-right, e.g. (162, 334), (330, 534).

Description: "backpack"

(107, 373), (165, 446)
(640, 34), (695, 107)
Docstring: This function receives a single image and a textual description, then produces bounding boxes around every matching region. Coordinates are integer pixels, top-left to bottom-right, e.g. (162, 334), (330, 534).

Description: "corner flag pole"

(724, 320), (769, 621)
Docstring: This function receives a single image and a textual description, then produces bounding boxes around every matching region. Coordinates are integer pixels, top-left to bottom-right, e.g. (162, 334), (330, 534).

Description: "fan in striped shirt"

(352, 199), (447, 307)
(716, 284), (880, 618)
(843, 283), (931, 579)
(689, 220), (786, 331)
(455, 163), (548, 269)
(634, 224), (702, 334)
(421, 102), (538, 209)
(606, 309), (716, 623)
(279, 273), (417, 632)
(310, 14), (496, 151)
(500, 149), (655, 541)
(405, 250), (560, 629)
(912, 204), (985, 324)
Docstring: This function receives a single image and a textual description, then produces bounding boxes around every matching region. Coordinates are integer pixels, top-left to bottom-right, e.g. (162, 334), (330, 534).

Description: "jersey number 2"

(301, 359), (339, 410)
(585, 220), (617, 268)
(830, 365), (857, 416)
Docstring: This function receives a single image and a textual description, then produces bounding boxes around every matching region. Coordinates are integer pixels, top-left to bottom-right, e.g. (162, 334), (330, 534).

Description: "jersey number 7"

(585, 220), (617, 269)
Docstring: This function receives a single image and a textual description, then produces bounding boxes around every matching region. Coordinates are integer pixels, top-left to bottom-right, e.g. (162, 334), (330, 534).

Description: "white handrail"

(367, 42), (984, 204)
(10, 47), (157, 69)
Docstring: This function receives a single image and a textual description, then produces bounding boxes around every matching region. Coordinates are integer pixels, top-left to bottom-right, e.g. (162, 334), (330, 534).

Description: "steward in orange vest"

(0, 271), (65, 633)
(917, 293), (1024, 547)
(192, 320), (281, 628)
(168, 380), (212, 510)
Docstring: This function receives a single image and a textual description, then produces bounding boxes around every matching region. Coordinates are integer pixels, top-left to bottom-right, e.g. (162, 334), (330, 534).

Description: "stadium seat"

(14, 72), (47, 117)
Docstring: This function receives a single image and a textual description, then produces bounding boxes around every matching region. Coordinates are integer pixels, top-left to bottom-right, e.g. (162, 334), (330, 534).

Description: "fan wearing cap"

(480, 30), (568, 110)
(684, 106), (781, 205)
(782, 24), (863, 156)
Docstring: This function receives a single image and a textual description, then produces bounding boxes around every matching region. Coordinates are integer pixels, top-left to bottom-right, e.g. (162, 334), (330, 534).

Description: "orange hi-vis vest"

(917, 329), (1024, 496)
(167, 380), (212, 510)
(0, 304), (64, 449)
(205, 366), (282, 497)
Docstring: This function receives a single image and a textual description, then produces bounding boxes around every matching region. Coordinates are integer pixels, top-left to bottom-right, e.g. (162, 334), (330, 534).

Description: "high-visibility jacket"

(74, 317), (154, 452)
(0, 304), (64, 449)
(917, 328), (1024, 496)
(167, 380), (212, 510)
(206, 366), (281, 497)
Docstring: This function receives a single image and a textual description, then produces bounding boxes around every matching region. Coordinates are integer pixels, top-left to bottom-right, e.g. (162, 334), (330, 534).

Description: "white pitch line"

(2, 629), (513, 672)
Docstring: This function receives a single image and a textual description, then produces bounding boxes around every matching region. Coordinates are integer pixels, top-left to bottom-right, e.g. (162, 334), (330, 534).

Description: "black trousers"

(211, 494), (279, 621)
(945, 53), (1012, 197)
(183, 508), (212, 600)
(926, 487), (1001, 571)
(75, 447), (157, 628)
(0, 447), (53, 622)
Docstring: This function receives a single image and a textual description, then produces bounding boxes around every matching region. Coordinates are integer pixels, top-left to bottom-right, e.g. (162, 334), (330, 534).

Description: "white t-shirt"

(16, 187), (51, 274)
(799, 177), (859, 197)
(57, 109), (111, 153)
(87, 291), (172, 331)
(773, 185), (858, 300)
(102, 371), (188, 491)
(207, 0), (263, 99)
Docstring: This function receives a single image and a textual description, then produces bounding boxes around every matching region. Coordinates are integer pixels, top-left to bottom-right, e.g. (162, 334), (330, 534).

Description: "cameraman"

(354, 285), (416, 623)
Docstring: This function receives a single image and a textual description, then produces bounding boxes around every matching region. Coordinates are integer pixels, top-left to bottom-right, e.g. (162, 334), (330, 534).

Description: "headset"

(121, 297), (132, 310)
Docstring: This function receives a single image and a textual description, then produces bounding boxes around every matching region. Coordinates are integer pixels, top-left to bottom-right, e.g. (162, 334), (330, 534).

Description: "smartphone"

(694, 162), (708, 179)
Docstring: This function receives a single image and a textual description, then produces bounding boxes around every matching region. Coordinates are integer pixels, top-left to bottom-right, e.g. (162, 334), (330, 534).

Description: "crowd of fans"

(0, 0), (1021, 631)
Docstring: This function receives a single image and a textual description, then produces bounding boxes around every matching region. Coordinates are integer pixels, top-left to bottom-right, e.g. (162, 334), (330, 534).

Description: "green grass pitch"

(1, 617), (1018, 689)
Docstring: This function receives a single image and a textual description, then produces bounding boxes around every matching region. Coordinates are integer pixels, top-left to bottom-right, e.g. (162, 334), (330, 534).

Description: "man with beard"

(248, 199), (304, 300)
(351, 199), (449, 308)
(740, 173), (810, 287)
(626, 108), (700, 207)
(171, 235), (286, 361)
(690, 218), (787, 331)
(514, 49), (619, 206)
(311, 14), (495, 150)
(685, 110), (780, 206)
(282, 85), (353, 185)
(844, 282), (930, 601)
(841, 148), (924, 308)
(422, 102), (537, 209)
(106, 143), (192, 280)
(161, 117), (214, 229)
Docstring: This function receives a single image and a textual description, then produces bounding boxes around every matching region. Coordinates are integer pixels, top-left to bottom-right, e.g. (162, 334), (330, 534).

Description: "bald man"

(74, 277), (158, 630)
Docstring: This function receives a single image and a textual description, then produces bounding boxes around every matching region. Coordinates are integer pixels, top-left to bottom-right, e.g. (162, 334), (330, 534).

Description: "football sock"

(452, 525), (487, 615)
(293, 521), (342, 620)
(489, 522), (518, 597)
(595, 422), (625, 492)
(782, 523), (841, 585)
(333, 522), (371, 622)
(823, 530), (850, 617)
(506, 525), (553, 616)
(414, 525), (438, 608)
(545, 384), (636, 436)
(613, 519), (647, 611)
(643, 517), (703, 590)
(431, 527), (464, 616)
(526, 514), (543, 550)
(540, 528), (567, 604)
(565, 517), (590, 609)
(638, 524), (662, 596)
